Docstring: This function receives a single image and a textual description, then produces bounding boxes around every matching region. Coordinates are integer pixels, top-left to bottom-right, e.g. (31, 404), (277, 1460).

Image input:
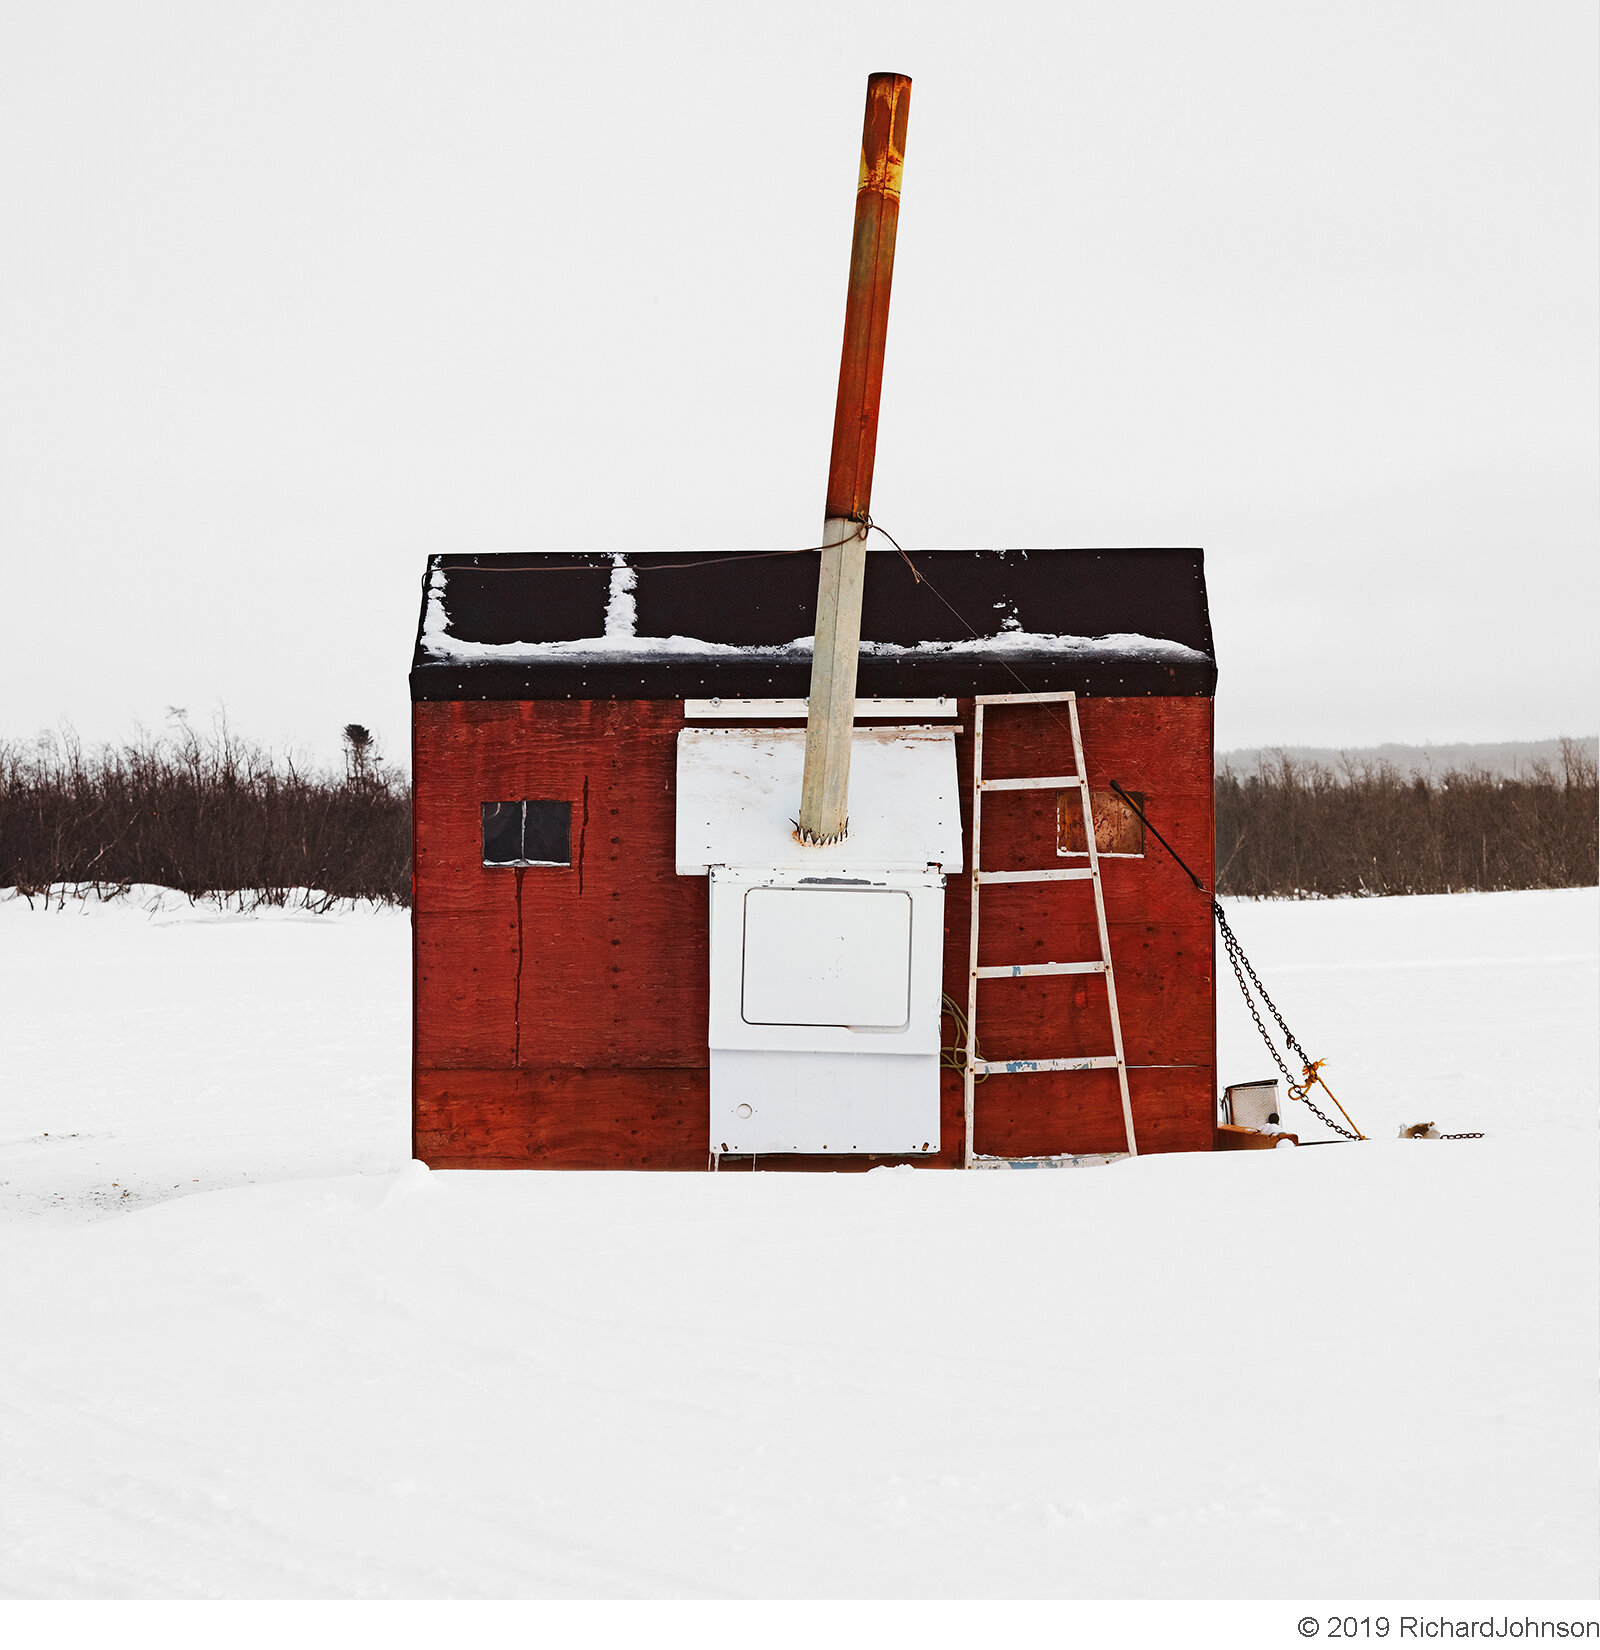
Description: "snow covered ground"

(1, 886), (1595, 1597)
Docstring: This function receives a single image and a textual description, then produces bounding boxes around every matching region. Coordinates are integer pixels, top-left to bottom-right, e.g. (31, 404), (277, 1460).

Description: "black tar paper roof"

(410, 547), (1215, 702)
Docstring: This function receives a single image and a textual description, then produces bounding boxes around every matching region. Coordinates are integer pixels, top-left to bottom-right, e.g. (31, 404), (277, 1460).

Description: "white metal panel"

(707, 868), (944, 1055)
(710, 1049), (939, 1155)
(675, 727), (962, 876)
(741, 887), (911, 1028)
(684, 696), (956, 720)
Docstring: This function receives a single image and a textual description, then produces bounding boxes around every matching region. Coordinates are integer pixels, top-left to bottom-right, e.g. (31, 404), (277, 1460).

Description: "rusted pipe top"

(823, 71), (911, 532)
(858, 72), (910, 200)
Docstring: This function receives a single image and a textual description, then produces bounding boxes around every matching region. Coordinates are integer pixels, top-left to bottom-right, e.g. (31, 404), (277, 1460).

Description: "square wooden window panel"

(1058, 788), (1145, 858)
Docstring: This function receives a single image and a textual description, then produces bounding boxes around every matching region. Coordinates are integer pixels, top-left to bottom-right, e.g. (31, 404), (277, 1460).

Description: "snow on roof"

(411, 548), (1216, 701)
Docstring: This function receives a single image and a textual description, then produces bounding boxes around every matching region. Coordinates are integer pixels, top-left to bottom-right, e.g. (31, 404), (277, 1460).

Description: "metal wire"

(940, 993), (987, 1081)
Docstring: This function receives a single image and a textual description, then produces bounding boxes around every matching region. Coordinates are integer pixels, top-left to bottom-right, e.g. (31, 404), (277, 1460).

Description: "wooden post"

(797, 72), (911, 845)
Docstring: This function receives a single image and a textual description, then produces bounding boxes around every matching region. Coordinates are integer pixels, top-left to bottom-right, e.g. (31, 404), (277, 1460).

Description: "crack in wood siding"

(578, 775), (590, 896)
(513, 865), (525, 1065)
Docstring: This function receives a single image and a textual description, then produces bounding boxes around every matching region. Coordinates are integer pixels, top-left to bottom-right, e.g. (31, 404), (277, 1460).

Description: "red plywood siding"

(413, 700), (708, 1070)
(416, 1066), (708, 1169)
(413, 695), (1215, 1168)
(941, 696), (1214, 1156)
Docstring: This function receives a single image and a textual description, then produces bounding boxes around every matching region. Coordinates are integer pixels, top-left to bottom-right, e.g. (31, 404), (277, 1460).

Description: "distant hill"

(1217, 737), (1598, 782)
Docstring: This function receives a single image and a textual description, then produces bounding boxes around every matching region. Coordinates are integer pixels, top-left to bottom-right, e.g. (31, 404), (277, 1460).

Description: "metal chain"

(1214, 901), (1363, 1142)
(1101, 764), (1474, 1143)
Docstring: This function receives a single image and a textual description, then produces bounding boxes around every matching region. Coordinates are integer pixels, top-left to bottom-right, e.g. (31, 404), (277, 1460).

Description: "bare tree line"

(0, 720), (410, 909)
(1215, 740), (1598, 897)
(2, 725), (1594, 908)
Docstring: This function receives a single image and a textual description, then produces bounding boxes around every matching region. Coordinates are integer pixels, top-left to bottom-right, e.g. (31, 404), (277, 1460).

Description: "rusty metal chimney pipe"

(797, 72), (911, 845)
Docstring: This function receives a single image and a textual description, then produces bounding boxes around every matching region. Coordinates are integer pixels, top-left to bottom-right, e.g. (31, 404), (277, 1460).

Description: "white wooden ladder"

(963, 691), (1138, 1169)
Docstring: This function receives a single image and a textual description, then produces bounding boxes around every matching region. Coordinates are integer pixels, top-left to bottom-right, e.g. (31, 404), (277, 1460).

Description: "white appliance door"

(740, 886), (912, 1029)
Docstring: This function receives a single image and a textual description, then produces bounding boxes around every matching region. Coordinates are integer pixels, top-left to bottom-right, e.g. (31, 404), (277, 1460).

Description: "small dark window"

(482, 800), (571, 867)
(481, 802), (525, 865)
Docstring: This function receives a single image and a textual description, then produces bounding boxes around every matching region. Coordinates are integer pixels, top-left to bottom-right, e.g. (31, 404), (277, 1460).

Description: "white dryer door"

(740, 886), (912, 1029)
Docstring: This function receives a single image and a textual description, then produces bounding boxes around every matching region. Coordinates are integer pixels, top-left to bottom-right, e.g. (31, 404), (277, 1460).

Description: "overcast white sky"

(2, 0), (1595, 768)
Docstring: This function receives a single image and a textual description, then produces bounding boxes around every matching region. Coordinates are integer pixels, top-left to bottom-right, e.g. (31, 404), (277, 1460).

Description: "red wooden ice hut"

(408, 75), (1219, 1170)
(409, 547), (1217, 1169)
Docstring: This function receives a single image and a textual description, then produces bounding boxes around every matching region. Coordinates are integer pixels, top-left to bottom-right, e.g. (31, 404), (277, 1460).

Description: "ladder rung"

(978, 775), (1081, 791)
(970, 1055), (1121, 1076)
(969, 1152), (1129, 1170)
(974, 961), (1107, 979)
(974, 691), (1081, 706)
(975, 868), (1095, 885)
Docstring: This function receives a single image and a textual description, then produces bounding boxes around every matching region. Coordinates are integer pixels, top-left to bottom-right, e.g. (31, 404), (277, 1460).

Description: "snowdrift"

(2, 887), (1594, 1597)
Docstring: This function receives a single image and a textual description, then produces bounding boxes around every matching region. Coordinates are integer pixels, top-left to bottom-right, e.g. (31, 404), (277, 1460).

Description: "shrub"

(5, 721), (1594, 907)
(0, 718), (410, 909)
(1215, 739), (1598, 897)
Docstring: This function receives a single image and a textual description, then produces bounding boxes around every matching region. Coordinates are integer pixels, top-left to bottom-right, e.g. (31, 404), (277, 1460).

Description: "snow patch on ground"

(0, 885), (410, 1222)
(1, 886), (1594, 1596)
